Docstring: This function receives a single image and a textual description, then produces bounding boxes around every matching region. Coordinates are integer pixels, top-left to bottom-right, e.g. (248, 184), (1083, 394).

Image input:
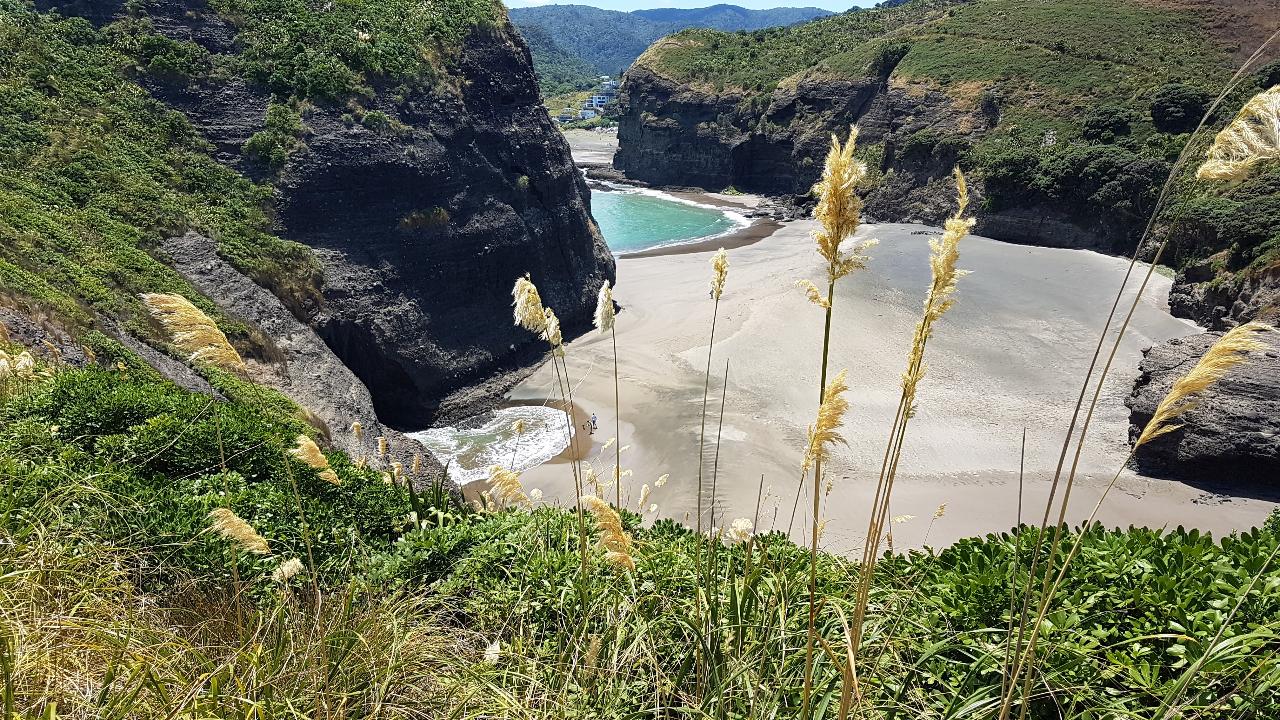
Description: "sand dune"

(509, 221), (1278, 551)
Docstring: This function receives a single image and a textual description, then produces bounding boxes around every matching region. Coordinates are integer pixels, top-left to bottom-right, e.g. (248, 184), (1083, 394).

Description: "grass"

(207, 0), (504, 101)
(0, 3), (320, 341)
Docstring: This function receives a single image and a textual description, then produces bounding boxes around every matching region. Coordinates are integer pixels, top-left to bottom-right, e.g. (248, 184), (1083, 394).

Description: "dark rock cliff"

(614, 65), (1126, 251)
(40, 0), (615, 430)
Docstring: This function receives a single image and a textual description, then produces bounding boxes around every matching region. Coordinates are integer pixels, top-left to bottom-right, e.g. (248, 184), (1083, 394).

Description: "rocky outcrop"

(41, 0), (615, 431)
(1169, 259), (1280, 331)
(614, 65), (1131, 251)
(159, 231), (436, 467)
(1127, 329), (1280, 490)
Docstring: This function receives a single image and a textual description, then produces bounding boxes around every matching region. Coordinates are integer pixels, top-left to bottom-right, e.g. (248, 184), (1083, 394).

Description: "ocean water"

(591, 186), (747, 253)
(408, 406), (573, 486)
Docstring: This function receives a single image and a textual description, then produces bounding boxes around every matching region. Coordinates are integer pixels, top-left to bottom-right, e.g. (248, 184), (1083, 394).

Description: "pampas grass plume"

(488, 465), (529, 507)
(1137, 322), (1273, 447)
(512, 274), (547, 333)
(710, 248), (729, 300)
(595, 280), (615, 332)
(289, 435), (341, 485)
(272, 557), (305, 584)
(901, 168), (973, 417)
(581, 494), (633, 564)
(802, 369), (850, 475)
(208, 508), (270, 555)
(1197, 86), (1280, 182)
(140, 293), (246, 375)
(541, 308), (564, 351)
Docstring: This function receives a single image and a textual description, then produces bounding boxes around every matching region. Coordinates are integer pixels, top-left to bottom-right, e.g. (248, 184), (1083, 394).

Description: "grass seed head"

(272, 557), (305, 584)
(902, 169), (973, 416)
(207, 508), (270, 555)
(1197, 86), (1280, 182)
(488, 465), (529, 507)
(581, 494), (634, 567)
(594, 280), (616, 332)
(710, 248), (729, 300)
(512, 274), (548, 334)
(541, 307), (563, 352)
(803, 369), (851, 475)
(797, 279), (831, 309)
(289, 435), (340, 485)
(812, 127), (878, 283)
(1137, 322), (1273, 447)
(140, 293), (246, 375)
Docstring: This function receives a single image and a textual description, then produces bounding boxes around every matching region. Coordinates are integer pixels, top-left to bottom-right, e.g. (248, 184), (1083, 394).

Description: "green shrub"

(1151, 82), (1212, 133)
(1081, 105), (1138, 142)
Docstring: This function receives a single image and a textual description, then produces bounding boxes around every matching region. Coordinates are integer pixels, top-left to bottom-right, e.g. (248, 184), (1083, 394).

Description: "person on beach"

(590, 413), (598, 434)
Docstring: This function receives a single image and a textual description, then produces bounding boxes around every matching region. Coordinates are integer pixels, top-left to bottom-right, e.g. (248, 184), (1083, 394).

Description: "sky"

(504, 0), (874, 11)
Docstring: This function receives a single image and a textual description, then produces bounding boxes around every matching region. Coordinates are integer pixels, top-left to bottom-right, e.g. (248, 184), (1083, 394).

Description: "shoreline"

(505, 219), (1278, 550)
(589, 178), (785, 259)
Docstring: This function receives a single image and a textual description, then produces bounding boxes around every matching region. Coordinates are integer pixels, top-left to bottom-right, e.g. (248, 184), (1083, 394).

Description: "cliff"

(616, 0), (1280, 487)
(616, 0), (1276, 253)
(10, 0), (614, 434)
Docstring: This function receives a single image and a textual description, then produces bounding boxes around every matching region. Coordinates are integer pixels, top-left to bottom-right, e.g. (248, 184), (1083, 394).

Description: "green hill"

(509, 3), (834, 92)
(619, 0), (1279, 318)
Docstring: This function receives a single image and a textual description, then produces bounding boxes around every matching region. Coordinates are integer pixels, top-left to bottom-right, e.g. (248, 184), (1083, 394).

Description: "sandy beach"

(509, 221), (1279, 552)
(562, 128), (619, 166)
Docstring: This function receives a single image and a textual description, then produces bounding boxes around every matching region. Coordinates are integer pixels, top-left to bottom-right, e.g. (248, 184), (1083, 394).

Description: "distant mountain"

(517, 23), (602, 96)
(630, 4), (836, 30)
(509, 4), (835, 93)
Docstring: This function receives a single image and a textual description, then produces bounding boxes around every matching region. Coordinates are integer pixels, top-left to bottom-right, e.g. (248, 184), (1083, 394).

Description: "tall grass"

(792, 128), (877, 719)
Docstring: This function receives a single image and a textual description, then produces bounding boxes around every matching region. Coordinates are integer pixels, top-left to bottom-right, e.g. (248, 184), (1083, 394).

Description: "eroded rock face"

(613, 65), (1131, 250)
(1127, 329), (1280, 489)
(42, 0), (615, 430)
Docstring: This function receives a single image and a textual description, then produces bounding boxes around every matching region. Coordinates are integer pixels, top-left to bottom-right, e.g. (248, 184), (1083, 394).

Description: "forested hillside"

(510, 3), (833, 93)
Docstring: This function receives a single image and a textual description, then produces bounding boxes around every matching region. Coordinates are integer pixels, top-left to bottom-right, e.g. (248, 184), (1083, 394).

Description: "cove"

(590, 185), (747, 253)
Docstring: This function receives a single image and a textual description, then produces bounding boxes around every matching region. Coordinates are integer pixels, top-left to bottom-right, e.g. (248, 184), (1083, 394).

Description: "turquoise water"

(592, 187), (744, 253)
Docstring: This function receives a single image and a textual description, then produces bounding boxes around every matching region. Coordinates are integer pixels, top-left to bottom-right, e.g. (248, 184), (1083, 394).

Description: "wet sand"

(509, 221), (1279, 551)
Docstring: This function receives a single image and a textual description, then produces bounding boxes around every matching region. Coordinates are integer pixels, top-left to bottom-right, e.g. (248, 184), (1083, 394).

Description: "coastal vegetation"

(4, 329), (1280, 717)
(511, 3), (833, 92)
(4, 0), (1280, 718)
(0, 3), (318, 335)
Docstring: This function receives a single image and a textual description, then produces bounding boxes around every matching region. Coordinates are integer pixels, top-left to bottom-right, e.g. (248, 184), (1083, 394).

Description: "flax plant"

(595, 281), (624, 506)
(843, 169), (972, 708)
(798, 127), (877, 720)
